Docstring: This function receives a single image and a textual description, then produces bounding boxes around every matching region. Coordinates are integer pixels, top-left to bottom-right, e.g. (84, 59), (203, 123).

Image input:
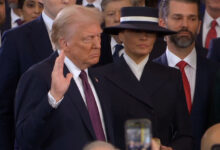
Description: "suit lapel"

(30, 16), (53, 62)
(160, 53), (169, 65)
(140, 61), (171, 96)
(104, 58), (153, 109)
(63, 65), (97, 140)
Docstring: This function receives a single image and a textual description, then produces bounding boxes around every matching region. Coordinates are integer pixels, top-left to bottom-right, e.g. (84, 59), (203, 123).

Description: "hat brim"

(104, 23), (176, 36)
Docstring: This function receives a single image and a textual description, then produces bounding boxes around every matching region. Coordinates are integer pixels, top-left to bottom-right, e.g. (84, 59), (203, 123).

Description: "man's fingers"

(66, 73), (73, 83)
(53, 51), (65, 75)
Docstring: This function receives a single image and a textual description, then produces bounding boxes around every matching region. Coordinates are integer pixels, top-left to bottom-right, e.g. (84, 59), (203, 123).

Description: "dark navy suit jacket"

(15, 52), (114, 150)
(0, 15), (53, 149)
(207, 37), (220, 63)
(154, 51), (220, 150)
(95, 58), (193, 150)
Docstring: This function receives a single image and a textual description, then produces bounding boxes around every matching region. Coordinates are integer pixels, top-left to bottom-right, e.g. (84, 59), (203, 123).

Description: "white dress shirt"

(202, 10), (220, 47)
(110, 37), (124, 57)
(123, 52), (149, 81)
(166, 48), (197, 102)
(11, 9), (21, 28)
(48, 50), (106, 138)
(82, 0), (102, 11)
(42, 11), (55, 50)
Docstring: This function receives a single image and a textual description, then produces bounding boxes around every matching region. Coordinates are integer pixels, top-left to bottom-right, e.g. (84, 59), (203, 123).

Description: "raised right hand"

(50, 51), (73, 102)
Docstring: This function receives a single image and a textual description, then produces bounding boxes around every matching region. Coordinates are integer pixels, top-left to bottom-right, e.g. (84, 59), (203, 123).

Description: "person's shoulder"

(150, 60), (180, 75)
(2, 17), (43, 37)
(211, 37), (220, 47)
(22, 52), (57, 79)
(90, 62), (116, 76)
(197, 53), (220, 74)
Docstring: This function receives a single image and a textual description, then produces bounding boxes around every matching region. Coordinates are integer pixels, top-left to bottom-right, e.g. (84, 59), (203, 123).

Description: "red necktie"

(79, 70), (106, 141)
(176, 61), (192, 113)
(205, 20), (217, 49)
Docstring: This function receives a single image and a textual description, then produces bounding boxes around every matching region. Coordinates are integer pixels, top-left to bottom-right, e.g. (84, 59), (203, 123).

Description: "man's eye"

(26, 3), (35, 8)
(190, 17), (197, 21)
(83, 36), (93, 42)
(106, 12), (115, 16)
(173, 16), (181, 20)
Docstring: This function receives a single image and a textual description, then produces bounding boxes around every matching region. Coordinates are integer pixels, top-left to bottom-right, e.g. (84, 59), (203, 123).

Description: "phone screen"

(125, 119), (152, 150)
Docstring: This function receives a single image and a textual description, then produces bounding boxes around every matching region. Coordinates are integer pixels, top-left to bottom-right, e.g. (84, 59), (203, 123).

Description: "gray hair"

(83, 141), (118, 150)
(159, 0), (200, 19)
(51, 5), (103, 49)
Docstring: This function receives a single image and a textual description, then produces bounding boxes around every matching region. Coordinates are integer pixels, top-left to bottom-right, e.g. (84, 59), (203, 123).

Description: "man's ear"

(159, 18), (166, 27)
(58, 37), (68, 51)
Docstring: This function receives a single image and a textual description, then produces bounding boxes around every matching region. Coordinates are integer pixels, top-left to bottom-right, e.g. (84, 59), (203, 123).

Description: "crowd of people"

(0, 0), (220, 150)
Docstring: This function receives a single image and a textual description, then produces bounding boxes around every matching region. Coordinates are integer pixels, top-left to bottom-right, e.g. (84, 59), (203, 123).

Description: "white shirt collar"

(11, 9), (21, 27)
(204, 10), (220, 28)
(42, 11), (54, 32)
(82, 0), (102, 11)
(123, 52), (149, 81)
(166, 47), (197, 69)
(110, 37), (118, 54)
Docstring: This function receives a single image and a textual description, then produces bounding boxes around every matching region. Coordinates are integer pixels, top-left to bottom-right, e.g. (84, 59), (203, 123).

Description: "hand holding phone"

(125, 119), (152, 150)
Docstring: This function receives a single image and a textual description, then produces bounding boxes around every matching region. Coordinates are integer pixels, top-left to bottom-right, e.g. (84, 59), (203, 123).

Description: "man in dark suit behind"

(155, 0), (220, 150)
(98, 0), (132, 66)
(15, 5), (114, 149)
(196, 0), (220, 49)
(100, 6), (193, 150)
(207, 37), (220, 63)
(0, 0), (76, 149)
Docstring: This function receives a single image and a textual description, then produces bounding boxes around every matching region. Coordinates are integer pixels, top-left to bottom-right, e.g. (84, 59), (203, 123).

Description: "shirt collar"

(204, 10), (220, 28)
(110, 37), (118, 54)
(123, 52), (149, 80)
(166, 47), (197, 69)
(42, 11), (54, 32)
(11, 9), (20, 23)
(82, 0), (102, 11)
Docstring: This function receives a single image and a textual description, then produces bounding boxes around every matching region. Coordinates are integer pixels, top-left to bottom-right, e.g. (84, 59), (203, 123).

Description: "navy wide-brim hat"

(104, 7), (176, 36)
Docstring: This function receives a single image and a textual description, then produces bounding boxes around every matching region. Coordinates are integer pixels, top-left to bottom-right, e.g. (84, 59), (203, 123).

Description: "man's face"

(42, 0), (76, 19)
(63, 22), (102, 69)
(161, 1), (200, 48)
(205, 0), (220, 12)
(0, 0), (5, 27)
(119, 30), (156, 62)
(104, 0), (131, 27)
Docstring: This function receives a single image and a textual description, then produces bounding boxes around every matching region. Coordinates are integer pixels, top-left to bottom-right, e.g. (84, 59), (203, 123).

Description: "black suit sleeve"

(15, 68), (55, 149)
(0, 31), (20, 150)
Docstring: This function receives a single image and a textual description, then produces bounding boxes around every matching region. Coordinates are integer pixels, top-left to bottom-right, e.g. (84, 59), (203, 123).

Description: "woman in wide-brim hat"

(101, 6), (192, 150)
(104, 6), (176, 64)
